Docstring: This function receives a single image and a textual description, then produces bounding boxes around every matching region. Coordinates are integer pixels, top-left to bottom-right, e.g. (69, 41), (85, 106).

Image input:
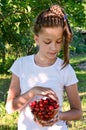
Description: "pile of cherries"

(29, 97), (59, 121)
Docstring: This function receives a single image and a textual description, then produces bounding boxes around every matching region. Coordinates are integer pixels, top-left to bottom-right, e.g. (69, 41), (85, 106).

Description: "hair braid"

(33, 5), (73, 68)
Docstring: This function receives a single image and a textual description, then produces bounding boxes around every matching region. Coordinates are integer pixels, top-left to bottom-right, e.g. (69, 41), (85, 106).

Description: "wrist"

(59, 111), (63, 120)
(54, 111), (62, 121)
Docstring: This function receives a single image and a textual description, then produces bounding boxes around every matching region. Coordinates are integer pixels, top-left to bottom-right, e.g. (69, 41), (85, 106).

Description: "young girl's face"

(34, 26), (64, 60)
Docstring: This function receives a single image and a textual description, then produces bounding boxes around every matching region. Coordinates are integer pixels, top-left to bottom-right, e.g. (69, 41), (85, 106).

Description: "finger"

(38, 119), (54, 126)
(41, 88), (55, 96)
(38, 120), (48, 126)
(47, 93), (58, 101)
(35, 118), (52, 127)
(33, 118), (43, 126)
(40, 121), (53, 126)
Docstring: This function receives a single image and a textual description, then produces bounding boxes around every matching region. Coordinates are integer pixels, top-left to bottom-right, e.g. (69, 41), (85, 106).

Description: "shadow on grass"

(76, 72), (86, 93)
(0, 125), (17, 130)
(0, 77), (10, 102)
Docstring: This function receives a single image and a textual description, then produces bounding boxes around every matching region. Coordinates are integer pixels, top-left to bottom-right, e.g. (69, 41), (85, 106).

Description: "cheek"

(39, 44), (47, 51)
(41, 43), (49, 48)
(56, 44), (63, 51)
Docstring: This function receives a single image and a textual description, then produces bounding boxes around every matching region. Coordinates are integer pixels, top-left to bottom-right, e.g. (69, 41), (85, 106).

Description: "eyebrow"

(44, 38), (62, 41)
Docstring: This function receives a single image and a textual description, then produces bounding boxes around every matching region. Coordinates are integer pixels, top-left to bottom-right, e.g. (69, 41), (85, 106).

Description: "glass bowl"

(29, 96), (59, 122)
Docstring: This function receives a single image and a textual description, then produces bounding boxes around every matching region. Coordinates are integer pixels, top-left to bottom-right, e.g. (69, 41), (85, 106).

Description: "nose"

(50, 43), (56, 51)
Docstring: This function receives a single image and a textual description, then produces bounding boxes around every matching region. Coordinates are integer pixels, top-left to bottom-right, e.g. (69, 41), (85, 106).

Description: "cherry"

(29, 97), (59, 121)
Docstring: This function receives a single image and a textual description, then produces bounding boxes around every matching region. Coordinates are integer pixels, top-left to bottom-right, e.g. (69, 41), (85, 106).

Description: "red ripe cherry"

(29, 97), (59, 121)
(44, 99), (48, 104)
(48, 105), (54, 110)
(54, 104), (59, 109)
(35, 107), (39, 111)
(45, 114), (49, 118)
(40, 107), (44, 111)
(39, 103), (43, 107)
(29, 100), (37, 107)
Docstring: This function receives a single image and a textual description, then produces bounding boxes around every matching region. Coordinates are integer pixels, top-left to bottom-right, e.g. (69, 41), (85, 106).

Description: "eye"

(44, 41), (51, 44)
(56, 40), (62, 44)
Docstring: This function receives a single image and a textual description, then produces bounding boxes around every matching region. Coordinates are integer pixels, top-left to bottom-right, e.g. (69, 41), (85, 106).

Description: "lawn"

(0, 54), (86, 130)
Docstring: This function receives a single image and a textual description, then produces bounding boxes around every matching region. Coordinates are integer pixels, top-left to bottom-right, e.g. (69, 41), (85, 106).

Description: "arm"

(6, 73), (58, 114)
(6, 73), (33, 114)
(59, 84), (82, 121)
(35, 84), (82, 127)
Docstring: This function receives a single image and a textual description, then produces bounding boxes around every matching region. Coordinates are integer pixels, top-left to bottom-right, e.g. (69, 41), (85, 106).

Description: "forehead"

(39, 27), (63, 39)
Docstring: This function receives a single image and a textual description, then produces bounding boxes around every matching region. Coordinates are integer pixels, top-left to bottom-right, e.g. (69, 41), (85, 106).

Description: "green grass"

(0, 74), (18, 130)
(65, 54), (86, 130)
(0, 54), (86, 130)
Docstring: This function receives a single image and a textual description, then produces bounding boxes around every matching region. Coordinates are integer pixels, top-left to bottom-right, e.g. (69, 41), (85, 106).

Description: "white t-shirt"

(10, 55), (78, 130)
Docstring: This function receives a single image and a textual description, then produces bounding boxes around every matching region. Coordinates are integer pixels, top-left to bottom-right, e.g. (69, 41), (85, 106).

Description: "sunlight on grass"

(0, 74), (11, 79)
(76, 70), (86, 93)
(70, 54), (86, 64)
(0, 54), (86, 130)
(0, 102), (18, 130)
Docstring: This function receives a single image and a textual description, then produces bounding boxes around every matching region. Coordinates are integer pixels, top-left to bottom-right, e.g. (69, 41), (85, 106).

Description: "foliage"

(0, 102), (18, 130)
(70, 30), (86, 55)
(0, 0), (86, 73)
(0, 54), (86, 130)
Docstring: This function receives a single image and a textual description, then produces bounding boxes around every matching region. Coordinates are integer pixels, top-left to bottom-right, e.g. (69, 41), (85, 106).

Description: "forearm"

(61, 84), (82, 121)
(6, 90), (33, 114)
(59, 109), (82, 121)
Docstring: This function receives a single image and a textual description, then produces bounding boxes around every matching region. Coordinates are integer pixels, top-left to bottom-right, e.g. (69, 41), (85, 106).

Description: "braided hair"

(33, 5), (72, 68)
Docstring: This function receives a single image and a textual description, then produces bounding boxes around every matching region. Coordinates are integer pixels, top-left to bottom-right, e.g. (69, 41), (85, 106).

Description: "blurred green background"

(0, 0), (86, 129)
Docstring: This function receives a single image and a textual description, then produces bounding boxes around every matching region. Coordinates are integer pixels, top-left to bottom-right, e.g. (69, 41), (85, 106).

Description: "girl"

(6, 4), (82, 130)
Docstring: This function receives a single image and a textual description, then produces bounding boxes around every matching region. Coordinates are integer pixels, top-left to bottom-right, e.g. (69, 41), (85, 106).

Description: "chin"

(48, 54), (57, 59)
(47, 56), (57, 61)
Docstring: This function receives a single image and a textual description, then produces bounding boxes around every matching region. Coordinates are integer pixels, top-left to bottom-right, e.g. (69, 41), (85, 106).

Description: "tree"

(0, 0), (86, 73)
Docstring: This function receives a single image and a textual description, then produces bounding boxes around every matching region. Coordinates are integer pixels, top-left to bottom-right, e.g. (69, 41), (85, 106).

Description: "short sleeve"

(10, 58), (22, 77)
(64, 64), (78, 87)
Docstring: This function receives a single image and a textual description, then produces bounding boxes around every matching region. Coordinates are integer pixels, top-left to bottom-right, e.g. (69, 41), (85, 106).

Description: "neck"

(34, 54), (57, 67)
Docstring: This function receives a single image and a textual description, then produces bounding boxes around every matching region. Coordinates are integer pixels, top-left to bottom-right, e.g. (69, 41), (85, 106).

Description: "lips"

(48, 52), (57, 57)
(49, 52), (57, 55)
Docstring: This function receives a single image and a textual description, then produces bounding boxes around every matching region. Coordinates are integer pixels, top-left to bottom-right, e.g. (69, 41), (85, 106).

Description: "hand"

(29, 86), (58, 101)
(34, 110), (60, 127)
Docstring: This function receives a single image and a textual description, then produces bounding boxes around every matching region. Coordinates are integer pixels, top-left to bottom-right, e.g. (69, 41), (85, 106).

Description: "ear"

(34, 35), (39, 44)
